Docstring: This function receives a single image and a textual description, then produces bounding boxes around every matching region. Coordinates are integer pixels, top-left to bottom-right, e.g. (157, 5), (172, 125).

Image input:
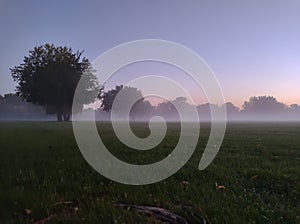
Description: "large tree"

(11, 44), (100, 121)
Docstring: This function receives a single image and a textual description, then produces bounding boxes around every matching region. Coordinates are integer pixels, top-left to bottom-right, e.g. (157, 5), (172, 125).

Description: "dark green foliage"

(10, 44), (100, 121)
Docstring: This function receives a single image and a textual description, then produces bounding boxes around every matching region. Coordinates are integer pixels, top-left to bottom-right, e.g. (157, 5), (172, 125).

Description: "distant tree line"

(6, 43), (300, 121)
(0, 93), (55, 120)
(1, 89), (299, 121)
(98, 86), (300, 121)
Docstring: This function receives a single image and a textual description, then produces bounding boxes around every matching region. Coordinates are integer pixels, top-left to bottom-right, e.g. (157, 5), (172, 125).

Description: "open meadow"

(0, 122), (299, 223)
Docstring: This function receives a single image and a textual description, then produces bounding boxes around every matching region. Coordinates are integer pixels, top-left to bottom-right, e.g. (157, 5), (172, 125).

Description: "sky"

(0, 0), (299, 108)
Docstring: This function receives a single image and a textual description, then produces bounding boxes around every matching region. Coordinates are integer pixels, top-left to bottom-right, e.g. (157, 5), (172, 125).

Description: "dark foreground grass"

(0, 121), (299, 223)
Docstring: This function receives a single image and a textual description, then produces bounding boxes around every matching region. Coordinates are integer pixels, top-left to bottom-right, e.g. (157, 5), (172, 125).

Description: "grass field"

(0, 121), (299, 223)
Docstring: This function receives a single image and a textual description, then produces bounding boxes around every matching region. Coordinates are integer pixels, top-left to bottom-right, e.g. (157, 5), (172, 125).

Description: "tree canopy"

(242, 96), (286, 114)
(99, 85), (154, 120)
(100, 85), (124, 112)
(11, 44), (100, 121)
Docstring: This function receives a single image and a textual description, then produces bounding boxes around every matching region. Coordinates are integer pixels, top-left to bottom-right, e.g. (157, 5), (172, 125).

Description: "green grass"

(0, 121), (299, 223)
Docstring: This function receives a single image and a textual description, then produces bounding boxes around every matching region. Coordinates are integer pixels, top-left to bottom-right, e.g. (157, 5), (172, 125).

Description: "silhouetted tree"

(156, 101), (177, 120)
(100, 85), (124, 112)
(289, 104), (300, 119)
(0, 93), (46, 119)
(100, 85), (153, 120)
(242, 96), (287, 114)
(130, 99), (155, 121)
(11, 44), (100, 121)
(0, 94), (28, 116)
(197, 103), (219, 121)
(220, 102), (239, 119)
(223, 102), (239, 114)
(155, 97), (195, 121)
(290, 104), (300, 111)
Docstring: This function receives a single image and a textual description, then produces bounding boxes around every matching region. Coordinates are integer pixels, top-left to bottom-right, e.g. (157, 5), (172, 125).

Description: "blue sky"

(0, 0), (299, 107)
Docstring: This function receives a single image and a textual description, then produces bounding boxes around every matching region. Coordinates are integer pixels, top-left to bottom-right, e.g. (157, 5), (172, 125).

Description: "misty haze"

(1, 91), (300, 122)
(0, 1), (299, 223)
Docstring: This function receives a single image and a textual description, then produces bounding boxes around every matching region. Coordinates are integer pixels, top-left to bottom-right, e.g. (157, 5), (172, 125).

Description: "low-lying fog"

(1, 94), (299, 122)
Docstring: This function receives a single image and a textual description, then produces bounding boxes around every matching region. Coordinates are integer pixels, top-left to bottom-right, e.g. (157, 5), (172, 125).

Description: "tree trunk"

(57, 111), (63, 122)
(63, 110), (71, 121)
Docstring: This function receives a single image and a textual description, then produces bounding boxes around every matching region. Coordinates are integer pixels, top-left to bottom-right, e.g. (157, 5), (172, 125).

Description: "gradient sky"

(0, 0), (299, 108)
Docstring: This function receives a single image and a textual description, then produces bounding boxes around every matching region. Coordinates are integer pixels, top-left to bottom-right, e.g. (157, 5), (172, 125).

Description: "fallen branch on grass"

(115, 203), (188, 224)
(33, 214), (57, 224)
